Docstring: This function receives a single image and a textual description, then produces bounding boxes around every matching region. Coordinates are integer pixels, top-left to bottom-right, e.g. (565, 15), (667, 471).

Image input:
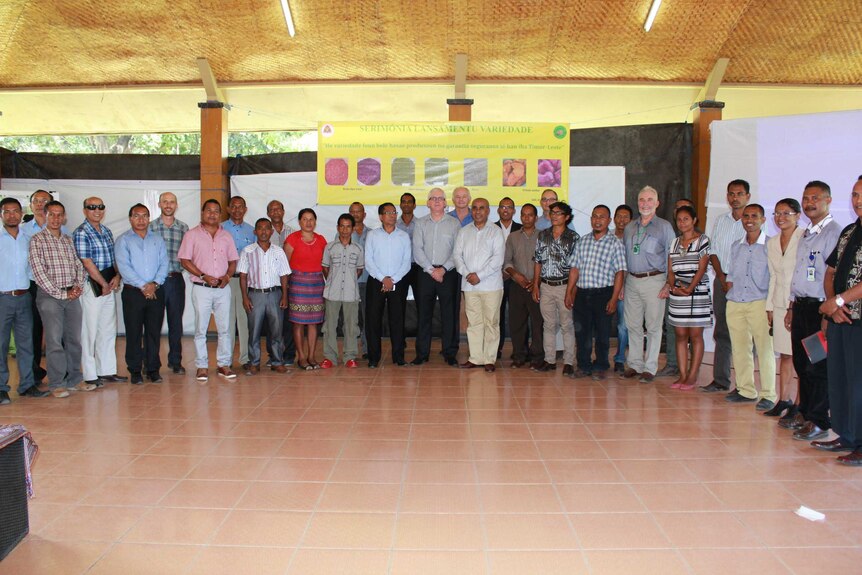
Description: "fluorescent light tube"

(644, 0), (663, 32)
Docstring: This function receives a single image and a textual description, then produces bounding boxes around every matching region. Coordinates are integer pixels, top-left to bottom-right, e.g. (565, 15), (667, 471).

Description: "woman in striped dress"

(664, 206), (712, 390)
(283, 208), (327, 370)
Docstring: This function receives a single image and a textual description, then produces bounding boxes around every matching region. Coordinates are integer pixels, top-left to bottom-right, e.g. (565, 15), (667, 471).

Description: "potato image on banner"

(357, 158), (381, 186)
(325, 158), (349, 186)
(391, 158), (415, 186)
(425, 158), (449, 186)
(502, 159), (527, 187)
(537, 159), (562, 187)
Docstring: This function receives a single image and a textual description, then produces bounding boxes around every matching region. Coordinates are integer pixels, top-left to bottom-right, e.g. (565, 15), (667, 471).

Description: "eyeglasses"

(549, 210), (566, 216)
(499, 206), (514, 211)
(428, 197), (446, 202)
(773, 211), (797, 217)
(85, 204), (106, 211)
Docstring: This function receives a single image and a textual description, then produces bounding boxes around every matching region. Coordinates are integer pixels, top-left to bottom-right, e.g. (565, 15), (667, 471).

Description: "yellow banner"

(316, 122), (569, 205)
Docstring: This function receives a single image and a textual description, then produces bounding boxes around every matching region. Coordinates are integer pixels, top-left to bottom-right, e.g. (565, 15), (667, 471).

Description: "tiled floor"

(2, 338), (861, 574)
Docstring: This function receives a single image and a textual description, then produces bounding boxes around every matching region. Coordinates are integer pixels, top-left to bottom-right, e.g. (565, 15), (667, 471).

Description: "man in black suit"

(495, 197), (522, 358)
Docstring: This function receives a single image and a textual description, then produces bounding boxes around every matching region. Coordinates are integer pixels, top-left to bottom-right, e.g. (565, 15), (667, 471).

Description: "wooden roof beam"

(692, 57), (729, 108)
(197, 57), (225, 104)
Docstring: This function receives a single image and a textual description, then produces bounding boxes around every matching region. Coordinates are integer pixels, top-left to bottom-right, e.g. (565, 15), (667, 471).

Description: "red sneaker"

(345, 359), (358, 368)
(319, 359), (334, 369)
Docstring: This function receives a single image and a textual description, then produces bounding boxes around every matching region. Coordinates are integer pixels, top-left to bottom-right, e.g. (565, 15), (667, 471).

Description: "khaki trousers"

(464, 290), (504, 365)
(539, 283), (575, 366)
(623, 273), (665, 376)
(727, 299), (776, 401)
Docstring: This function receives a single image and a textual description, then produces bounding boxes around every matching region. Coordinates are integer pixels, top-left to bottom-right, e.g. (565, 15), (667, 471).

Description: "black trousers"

(28, 281), (46, 382)
(498, 278), (512, 354)
(573, 286), (614, 372)
(122, 285), (166, 374)
(792, 298), (831, 430)
(415, 268), (461, 361)
(365, 276), (407, 364)
(162, 273), (185, 368)
(508, 282), (543, 364)
(827, 322), (862, 447)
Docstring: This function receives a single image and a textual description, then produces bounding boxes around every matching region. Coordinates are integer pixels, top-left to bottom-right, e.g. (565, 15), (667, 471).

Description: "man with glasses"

(454, 198), (506, 372)
(1, 198), (48, 404)
(622, 186), (675, 383)
(783, 181), (843, 441)
(363, 203), (412, 368)
(116, 204), (169, 384)
(149, 192), (189, 374)
(73, 197), (127, 386)
(536, 189), (577, 232)
(412, 189), (462, 366)
(532, 201), (579, 374)
(495, 197), (521, 359)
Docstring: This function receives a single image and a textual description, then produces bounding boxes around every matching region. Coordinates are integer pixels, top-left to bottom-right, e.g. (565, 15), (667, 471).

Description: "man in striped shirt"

(238, 218), (291, 375)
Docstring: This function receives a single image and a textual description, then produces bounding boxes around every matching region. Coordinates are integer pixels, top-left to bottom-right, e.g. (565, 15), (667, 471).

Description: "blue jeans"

(614, 297), (627, 364)
(162, 273), (186, 367)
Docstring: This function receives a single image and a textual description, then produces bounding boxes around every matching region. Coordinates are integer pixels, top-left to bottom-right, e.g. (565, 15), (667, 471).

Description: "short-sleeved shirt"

(623, 216), (675, 274)
(534, 227), (579, 279)
(177, 224), (239, 281)
(270, 222), (294, 250)
(570, 232), (627, 289)
(826, 218), (862, 324)
(285, 231), (326, 273)
(322, 240), (364, 302)
(790, 216), (843, 301)
(73, 220), (115, 269)
(149, 216), (188, 274)
(222, 220), (256, 256)
(504, 228), (540, 281)
(726, 232), (770, 303)
(237, 242), (291, 289)
(708, 211), (745, 271)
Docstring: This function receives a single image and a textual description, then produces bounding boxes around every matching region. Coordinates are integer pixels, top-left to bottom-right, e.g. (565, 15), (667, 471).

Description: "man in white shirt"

(454, 198), (506, 372)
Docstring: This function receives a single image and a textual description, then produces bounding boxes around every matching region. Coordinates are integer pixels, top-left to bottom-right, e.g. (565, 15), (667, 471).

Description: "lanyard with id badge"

(807, 250), (817, 281)
(633, 222), (646, 255)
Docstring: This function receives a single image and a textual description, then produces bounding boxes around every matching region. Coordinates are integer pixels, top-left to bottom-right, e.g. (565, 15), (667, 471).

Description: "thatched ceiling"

(2, 0), (861, 89)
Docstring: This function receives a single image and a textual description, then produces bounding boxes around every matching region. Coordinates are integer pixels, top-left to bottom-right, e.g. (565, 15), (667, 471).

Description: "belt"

(0, 289), (28, 296)
(167, 272), (183, 278)
(579, 286), (614, 293)
(249, 286), (281, 293)
(232, 273), (241, 278)
(193, 282), (221, 289)
(795, 296), (825, 305)
(629, 270), (663, 278)
(541, 277), (568, 287)
(60, 286), (74, 291)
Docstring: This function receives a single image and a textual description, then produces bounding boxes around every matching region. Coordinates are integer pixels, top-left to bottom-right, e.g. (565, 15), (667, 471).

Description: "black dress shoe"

(368, 362), (378, 369)
(700, 381), (730, 393)
(484, 364), (496, 372)
(725, 390), (757, 403)
(533, 362), (556, 372)
(812, 438), (854, 452)
(410, 357), (428, 366)
(394, 360), (407, 367)
(130, 372), (144, 385)
(19, 385), (50, 398)
(445, 357), (458, 367)
(0, 391), (10, 405)
(837, 448), (862, 466)
(100, 374), (128, 383)
(778, 410), (805, 430)
(147, 371), (163, 383)
(170, 365), (186, 375)
(763, 399), (793, 417)
(85, 378), (105, 388)
(793, 422), (828, 441)
(562, 364), (574, 376)
(460, 361), (480, 369)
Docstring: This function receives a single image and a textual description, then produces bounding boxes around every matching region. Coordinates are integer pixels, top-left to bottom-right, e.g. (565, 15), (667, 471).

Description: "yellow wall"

(2, 82), (861, 136)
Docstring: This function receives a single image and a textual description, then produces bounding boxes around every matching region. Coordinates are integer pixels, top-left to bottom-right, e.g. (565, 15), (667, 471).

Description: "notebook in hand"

(801, 331), (828, 364)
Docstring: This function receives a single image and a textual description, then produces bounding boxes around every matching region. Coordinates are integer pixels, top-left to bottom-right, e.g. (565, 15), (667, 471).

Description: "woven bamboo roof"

(1, 0), (861, 88)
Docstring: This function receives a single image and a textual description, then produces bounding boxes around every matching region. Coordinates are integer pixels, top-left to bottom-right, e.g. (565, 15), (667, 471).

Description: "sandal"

(296, 361), (313, 371)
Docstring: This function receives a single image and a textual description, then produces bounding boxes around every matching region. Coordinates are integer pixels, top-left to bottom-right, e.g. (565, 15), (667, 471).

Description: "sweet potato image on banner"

(502, 159), (526, 187)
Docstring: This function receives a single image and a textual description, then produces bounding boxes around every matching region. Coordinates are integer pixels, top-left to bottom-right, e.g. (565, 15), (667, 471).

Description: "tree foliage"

(0, 131), (316, 156)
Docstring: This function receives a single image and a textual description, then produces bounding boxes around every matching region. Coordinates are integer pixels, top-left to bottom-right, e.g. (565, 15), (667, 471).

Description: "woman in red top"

(283, 208), (327, 369)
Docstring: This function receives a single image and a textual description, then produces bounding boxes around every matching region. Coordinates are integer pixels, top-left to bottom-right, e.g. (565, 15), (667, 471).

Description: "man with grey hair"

(622, 186), (676, 383)
(450, 186), (473, 227)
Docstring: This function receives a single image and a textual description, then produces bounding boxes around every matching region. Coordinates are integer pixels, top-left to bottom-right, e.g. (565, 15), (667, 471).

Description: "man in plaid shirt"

(73, 196), (127, 386)
(29, 201), (97, 398)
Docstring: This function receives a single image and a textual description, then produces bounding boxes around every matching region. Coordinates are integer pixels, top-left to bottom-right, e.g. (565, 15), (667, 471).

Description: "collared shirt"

(413, 213), (461, 273)
(708, 211), (745, 270)
(270, 222), (294, 249)
(177, 224), (239, 281)
(149, 216), (189, 274)
(0, 226), (31, 291)
(790, 216), (842, 300)
(396, 216), (416, 240)
(29, 228), (85, 299)
(454, 223), (505, 292)
(623, 216), (675, 274)
(352, 224), (373, 282)
(827, 218), (862, 323)
(535, 215), (577, 232)
(534, 227), (580, 279)
(73, 220), (115, 269)
(504, 228), (540, 282)
(21, 218), (69, 241)
(571, 232), (627, 288)
(114, 229), (169, 288)
(322, 239), (364, 302)
(726, 232), (770, 303)
(449, 209), (473, 227)
(237, 242), (291, 289)
(222, 219), (256, 255)
(364, 227), (411, 283)
(497, 220), (515, 243)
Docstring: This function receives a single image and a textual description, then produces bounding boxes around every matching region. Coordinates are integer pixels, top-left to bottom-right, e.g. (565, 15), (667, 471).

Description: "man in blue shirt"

(116, 204), (169, 384)
(0, 198), (49, 404)
(223, 196), (256, 370)
(724, 204), (776, 410)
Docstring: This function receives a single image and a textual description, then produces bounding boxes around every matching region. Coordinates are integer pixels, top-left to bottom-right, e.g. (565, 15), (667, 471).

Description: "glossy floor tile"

(1, 338), (861, 574)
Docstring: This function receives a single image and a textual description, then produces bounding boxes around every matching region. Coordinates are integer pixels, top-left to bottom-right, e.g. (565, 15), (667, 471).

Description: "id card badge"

(807, 267), (816, 282)
(807, 251), (817, 281)
(632, 244), (640, 255)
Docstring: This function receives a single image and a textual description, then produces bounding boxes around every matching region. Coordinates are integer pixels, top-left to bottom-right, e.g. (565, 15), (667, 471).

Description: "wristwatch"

(835, 294), (845, 307)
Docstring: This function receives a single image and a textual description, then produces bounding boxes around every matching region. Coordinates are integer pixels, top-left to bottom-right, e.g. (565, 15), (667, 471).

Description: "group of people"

(2, 179), (861, 466)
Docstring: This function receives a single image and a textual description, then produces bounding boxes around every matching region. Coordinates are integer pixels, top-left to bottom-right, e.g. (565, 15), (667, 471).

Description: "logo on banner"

(320, 124), (335, 138)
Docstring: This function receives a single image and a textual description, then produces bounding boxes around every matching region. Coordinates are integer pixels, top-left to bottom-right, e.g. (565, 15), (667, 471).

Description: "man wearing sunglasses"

(73, 197), (127, 386)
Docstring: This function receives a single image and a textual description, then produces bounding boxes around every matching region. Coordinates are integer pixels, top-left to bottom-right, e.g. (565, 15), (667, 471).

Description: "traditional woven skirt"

(288, 271), (325, 324)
